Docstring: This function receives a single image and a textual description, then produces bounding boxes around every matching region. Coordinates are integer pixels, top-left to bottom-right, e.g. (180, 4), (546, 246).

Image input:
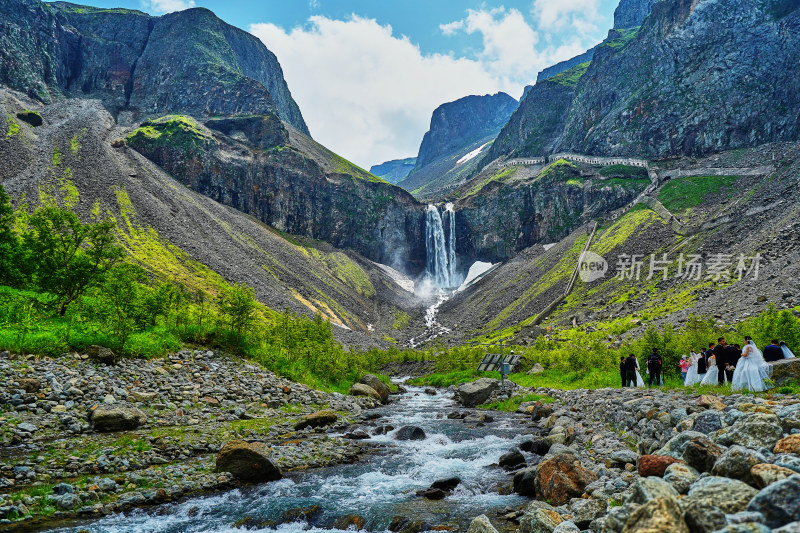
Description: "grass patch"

(600, 164), (648, 178)
(658, 175), (737, 212)
(479, 393), (554, 412)
(536, 159), (580, 184)
(465, 166), (519, 197)
(549, 61), (590, 87)
(6, 113), (20, 138)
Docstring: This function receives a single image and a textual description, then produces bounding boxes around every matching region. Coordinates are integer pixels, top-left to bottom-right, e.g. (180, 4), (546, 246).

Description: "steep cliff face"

(453, 160), (647, 262)
(482, 0), (800, 163)
(398, 92), (517, 199)
(0, 0), (309, 133)
(613, 0), (657, 28)
(486, 63), (586, 161)
(536, 47), (595, 83)
(125, 114), (427, 273)
(369, 157), (417, 185)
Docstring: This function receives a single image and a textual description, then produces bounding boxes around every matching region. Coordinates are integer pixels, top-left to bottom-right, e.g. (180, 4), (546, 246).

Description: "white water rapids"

(47, 384), (529, 532)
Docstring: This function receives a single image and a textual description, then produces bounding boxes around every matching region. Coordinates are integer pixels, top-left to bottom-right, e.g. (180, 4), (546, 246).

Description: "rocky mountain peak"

(613, 0), (658, 28)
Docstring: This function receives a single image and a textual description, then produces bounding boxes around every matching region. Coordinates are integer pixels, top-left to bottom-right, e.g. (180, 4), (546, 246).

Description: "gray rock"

(746, 475), (800, 529)
(52, 483), (74, 495)
(570, 498), (606, 529)
(726, 511), (766, 525)
(687, 477), (758, 513)
(457, 378), (501, 407)
(663, 462), (699, 494)
(694, 411), (724, 435)
(681, 497), (725, 533)
(716, 413), (784, 451)
(656, 431), (707, 458)
(513, 467), (538, 497)
(16, 422), (36, 433)
(552, 521), (579, 533)
(499, 449), (526, 470)
(519, 507), (563, 533)
(395, 426), (426, 441)
(683, 436), (724, 473)
(359, 374), (389, 404)
(711, 446), (766, 485)
(610, 449), (640, 466)
(90, 406), (147, 432)
(466, 514), (499, 533)
(55, 493), (80, 510)
(626, 477), (679, 505)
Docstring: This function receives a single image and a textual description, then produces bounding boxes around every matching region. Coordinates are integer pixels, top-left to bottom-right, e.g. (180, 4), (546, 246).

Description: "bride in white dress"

(781, 341), (796, 359)
(634, 358), (646, 388)
(731, 337), (772, 392)
(700, 352), (725, 385)
(684, 351), (700, 386)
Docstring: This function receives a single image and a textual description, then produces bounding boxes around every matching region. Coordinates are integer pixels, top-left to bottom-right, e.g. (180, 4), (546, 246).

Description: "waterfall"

(445, 203), (456, 284)
(425, 204), (457, 289)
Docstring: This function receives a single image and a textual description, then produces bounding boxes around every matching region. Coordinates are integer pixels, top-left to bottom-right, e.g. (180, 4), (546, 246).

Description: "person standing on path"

(679, 355), (689, 383)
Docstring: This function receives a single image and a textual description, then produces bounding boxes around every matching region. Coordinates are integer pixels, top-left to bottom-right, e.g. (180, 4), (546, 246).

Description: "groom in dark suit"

(724, 343), (742, 383)
(764, 339), (783, 362)
(713, 337), (728, 385)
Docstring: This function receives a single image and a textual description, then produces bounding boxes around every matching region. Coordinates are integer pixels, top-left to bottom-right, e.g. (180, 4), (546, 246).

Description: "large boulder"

(395, 426), (426, 441)
(513, 467), (538, 497)
(693, 411), (723, 435)
(86, 345), (118, 365)
(466, 515), (499, 533)
(294, 410), (338, 430)
(499, 449), (526, 470)
(622, 497), (688, 533)
(215, 440), (282, 482)
(359, 374), (390, 404)
(770, 358), (800, 386)
(535, 453), (598, 505)
(746, 475), (800, 529)
(350, 383), (381, 402)
(570, 498), (607, 529)
(90, 406), (146, 432)
(457, 378), (501, 407)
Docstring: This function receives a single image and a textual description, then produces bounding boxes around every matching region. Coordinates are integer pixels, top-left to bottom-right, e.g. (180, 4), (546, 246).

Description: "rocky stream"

(3, 351), (800, 532)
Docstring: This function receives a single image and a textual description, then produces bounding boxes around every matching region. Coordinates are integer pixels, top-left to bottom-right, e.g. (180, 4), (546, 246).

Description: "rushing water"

(48, 385), (528, 533)
(424, 204), (457, 290)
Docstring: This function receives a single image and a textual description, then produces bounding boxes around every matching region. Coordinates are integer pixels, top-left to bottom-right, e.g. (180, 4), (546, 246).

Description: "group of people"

(681, 337), (794, 392)
(619, 337), (795, 393)
(620, 349), (663, 388)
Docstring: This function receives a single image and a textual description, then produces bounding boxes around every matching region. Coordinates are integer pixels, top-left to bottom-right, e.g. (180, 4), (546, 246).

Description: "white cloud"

(250, 5), (605, 168)
(141, 0), (195, 14)
(251, 16), (505, 168)
(532, 0), (603, 38)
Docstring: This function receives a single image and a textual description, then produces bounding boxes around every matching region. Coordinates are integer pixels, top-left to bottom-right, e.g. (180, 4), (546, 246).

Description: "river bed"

(46, 384), (529, 532)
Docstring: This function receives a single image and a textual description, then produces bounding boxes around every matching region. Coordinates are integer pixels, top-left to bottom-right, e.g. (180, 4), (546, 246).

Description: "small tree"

(218, 283), (257, 342)
(101, 263), (147, 347)
(24, 205), (123, 315)
(0, 185), (25, 287)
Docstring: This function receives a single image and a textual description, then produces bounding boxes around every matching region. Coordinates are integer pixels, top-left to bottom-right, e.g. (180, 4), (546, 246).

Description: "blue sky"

(75, 0), (620, 167)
